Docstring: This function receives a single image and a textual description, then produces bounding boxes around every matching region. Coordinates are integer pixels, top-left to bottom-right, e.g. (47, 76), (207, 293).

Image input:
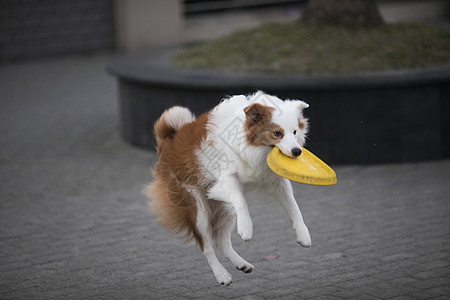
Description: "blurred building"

(0, 0), (448, 62)
(0, 0), (115, 62)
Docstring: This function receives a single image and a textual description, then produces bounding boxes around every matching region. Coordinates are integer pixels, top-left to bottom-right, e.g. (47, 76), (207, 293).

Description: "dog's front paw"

(236, 262), (254, 274)
(215, 270), (233, 286)
(296, 225), (311, 248)
(237, 218), (253, 241)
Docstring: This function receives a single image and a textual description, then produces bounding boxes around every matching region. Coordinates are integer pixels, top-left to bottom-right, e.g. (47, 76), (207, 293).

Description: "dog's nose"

(291, 147), (302, 157)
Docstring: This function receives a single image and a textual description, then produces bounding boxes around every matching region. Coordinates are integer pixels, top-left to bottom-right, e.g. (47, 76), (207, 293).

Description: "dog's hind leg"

(213, 209), (254, 274)
(192, 191), (233, 285)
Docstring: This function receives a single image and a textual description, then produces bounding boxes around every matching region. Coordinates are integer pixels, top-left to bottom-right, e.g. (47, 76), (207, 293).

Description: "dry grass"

(172, 21), (450, 74)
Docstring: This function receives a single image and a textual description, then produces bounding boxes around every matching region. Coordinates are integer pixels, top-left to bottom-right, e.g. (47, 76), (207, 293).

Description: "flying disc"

(267, 147), (337, 185)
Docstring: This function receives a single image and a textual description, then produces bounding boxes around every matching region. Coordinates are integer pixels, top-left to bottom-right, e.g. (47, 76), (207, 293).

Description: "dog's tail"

(154, 106), (195, 155)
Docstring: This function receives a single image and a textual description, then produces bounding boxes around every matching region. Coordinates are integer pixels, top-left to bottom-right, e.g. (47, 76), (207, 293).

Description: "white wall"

(115, 0), (182, 51)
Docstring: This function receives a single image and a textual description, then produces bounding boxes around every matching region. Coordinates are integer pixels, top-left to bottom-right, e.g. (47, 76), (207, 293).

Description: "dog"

(145, 91), (311, 285)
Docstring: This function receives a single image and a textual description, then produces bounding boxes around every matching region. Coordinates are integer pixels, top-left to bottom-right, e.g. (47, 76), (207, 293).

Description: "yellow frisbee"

(267, 147), (337, 185)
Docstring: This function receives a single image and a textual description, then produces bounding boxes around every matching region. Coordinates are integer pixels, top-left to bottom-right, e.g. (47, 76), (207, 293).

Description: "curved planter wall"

(107, 46), (450, 164)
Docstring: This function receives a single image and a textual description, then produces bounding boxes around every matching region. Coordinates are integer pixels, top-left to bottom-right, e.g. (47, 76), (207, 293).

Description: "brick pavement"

(1, 55), (449, 299)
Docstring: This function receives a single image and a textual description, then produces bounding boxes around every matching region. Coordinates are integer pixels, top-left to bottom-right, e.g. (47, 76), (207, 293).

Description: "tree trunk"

(302, 0), (385, 27)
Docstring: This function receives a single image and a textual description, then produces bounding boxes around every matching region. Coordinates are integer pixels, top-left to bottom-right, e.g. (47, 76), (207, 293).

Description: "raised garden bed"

(107, 45), (450, 164)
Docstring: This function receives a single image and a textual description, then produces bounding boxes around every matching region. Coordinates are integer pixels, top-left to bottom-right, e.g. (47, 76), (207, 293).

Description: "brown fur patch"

(145, 112), (210, 251)
(299, 119), (306, 130)
(153, 111), (177, 156)
(298, 105), (309, 133)
(244, 103), (284, 147)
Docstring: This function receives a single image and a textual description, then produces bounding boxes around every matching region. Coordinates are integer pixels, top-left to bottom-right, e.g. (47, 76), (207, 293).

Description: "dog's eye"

(293, 130), (297, 135)
(273, 131), (283, 138)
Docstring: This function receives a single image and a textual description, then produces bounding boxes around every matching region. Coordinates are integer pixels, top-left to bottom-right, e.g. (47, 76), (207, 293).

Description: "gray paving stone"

(1, 54), (450, 299)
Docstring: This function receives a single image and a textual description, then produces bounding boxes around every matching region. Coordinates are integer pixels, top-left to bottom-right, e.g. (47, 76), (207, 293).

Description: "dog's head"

(243, 97), (309, 158)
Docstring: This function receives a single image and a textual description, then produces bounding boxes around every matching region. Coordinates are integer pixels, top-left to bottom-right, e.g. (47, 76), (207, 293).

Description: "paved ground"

(1, 54), (449, 299)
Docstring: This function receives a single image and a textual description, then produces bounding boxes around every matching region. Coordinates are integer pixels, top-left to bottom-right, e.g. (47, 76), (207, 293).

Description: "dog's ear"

(295, 101), (309, 132)
(244, 103), (274, 124)
(297, 100), (309, 112)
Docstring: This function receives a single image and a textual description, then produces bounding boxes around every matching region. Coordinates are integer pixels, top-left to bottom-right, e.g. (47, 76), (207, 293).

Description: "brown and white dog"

(145, 91), (311, 285)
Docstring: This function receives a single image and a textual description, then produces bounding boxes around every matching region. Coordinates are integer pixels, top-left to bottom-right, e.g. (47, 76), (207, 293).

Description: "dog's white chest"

(236, 157), (271, 184)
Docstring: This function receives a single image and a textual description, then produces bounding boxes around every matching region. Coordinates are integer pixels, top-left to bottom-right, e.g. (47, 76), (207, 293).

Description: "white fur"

(192, 91), (311, 285)
(164, 106), (195, 131)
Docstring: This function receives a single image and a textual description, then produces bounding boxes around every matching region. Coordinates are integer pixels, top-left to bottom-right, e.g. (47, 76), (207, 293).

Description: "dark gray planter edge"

(106, 45), (450, 91)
